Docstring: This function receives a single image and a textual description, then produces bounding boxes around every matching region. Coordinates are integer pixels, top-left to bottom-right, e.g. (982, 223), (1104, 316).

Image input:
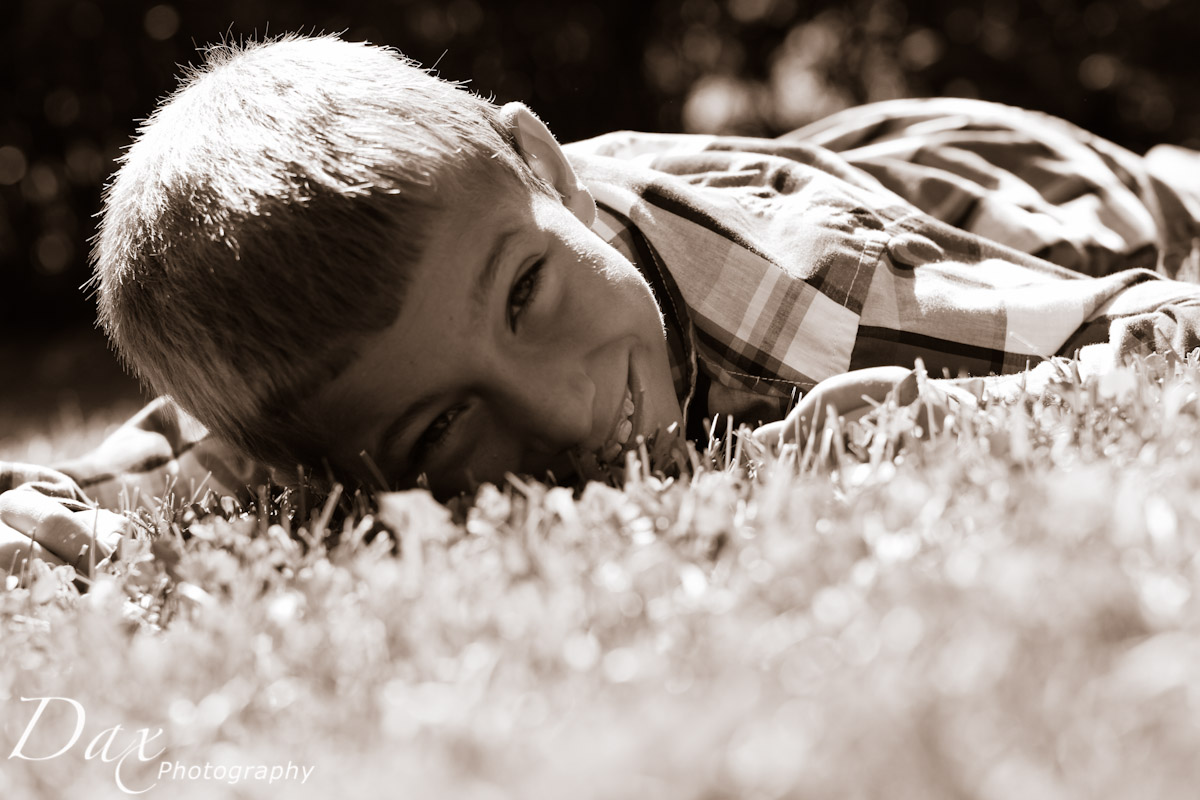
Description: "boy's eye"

(508, 260), (544, 330)
(414, 405), (464, 463)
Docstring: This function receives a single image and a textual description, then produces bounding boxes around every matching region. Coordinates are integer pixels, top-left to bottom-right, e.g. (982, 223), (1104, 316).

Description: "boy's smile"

(306, 170), (683, 497)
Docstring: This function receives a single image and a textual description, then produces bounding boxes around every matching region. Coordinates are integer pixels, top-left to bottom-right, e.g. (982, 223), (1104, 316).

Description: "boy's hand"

(752, 366), (915, 451)
(0, 489), (128, 579)
(751, 365), (978, 453)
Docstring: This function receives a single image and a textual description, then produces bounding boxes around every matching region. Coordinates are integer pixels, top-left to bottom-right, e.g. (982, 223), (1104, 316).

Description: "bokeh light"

(144, 5), (181, 41)
(3, 0), (1199, 338)
(0, 148), (27, 186)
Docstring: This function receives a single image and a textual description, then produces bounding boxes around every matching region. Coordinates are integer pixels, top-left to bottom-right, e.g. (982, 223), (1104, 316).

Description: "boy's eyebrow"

(470, 228), (522, 322)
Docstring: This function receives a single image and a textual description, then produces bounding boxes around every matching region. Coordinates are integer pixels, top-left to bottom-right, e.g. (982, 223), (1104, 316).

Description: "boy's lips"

(598, 359), (646, 463)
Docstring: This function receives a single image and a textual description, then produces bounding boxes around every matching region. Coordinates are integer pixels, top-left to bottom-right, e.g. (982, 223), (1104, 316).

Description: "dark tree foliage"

(3, 0), (1198, 335)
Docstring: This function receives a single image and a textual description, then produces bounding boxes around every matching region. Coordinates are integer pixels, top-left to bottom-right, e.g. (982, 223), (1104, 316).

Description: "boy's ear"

(500, 102), (596, 227)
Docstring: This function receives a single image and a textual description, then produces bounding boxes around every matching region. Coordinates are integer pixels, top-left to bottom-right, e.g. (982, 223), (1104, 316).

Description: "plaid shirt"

(9, 98), (1200, 519)
(569, 97), (1200, 430)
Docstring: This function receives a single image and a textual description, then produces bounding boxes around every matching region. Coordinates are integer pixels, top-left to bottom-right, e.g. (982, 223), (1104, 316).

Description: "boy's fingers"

(892, 370), (920, 406)
(753, 368), (983, 455)
(754, 398), (821, 450)
(751, 419), (788, 448)
(754, 367), (921, 454)
(0, 520), (69, 578)
(0, 491), (127, 571)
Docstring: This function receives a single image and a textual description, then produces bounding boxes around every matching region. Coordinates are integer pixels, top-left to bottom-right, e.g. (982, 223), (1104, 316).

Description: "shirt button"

(887, 232), (946, 268)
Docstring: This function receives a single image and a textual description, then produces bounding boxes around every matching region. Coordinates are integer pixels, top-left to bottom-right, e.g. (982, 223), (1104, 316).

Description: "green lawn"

(3, 356), (1199, 799)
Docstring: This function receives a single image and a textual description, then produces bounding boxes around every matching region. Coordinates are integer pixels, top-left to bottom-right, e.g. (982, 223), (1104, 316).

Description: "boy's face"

(307, 173), (684, 497)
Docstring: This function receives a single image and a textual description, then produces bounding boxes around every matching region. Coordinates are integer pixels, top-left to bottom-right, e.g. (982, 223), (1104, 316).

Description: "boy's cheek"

(425, 439), (525, 496)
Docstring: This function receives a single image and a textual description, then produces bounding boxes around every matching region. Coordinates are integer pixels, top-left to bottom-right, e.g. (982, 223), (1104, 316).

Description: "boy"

(6, 34), (1200, 574)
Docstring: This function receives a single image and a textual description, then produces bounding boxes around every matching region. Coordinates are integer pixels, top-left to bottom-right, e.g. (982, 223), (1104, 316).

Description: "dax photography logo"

(8, 696), (316, 795)
(9, 696), (165, 794)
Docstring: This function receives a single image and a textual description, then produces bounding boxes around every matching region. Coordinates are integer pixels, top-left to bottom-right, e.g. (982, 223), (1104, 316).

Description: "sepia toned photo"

(3, 1), (1199, 797)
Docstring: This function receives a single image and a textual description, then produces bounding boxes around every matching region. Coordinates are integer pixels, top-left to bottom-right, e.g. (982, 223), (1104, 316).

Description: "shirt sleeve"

(787, 97), (1200, 283)
(1057, 271), (1200, 365)
(0, 399), (268, 574)
(51, 396), (267, 512)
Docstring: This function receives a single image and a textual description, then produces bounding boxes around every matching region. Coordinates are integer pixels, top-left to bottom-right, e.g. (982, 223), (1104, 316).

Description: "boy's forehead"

(442, 157), (532, 212)
(411, 175), (530, 287)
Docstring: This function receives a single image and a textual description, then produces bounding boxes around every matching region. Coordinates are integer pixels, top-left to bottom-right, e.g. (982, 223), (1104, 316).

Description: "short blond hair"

(93, 35), (539, 472)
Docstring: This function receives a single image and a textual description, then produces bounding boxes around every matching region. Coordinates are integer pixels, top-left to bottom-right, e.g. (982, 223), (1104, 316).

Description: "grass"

(3, 355), (1200, 799)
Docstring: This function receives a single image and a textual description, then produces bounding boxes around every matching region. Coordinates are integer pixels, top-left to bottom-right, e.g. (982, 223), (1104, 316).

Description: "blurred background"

(3, 0), (1199, 454)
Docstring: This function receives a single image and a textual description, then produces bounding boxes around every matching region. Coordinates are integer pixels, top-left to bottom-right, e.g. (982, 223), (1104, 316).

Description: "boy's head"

(93, 35), (683, 495)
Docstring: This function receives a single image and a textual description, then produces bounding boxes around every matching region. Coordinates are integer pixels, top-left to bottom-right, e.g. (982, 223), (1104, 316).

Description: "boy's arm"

(755, 276), (1200, 453)
(788, 97), (1200, 282)
(0, 397), (267, 578)
(52, 396), (267, 512)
